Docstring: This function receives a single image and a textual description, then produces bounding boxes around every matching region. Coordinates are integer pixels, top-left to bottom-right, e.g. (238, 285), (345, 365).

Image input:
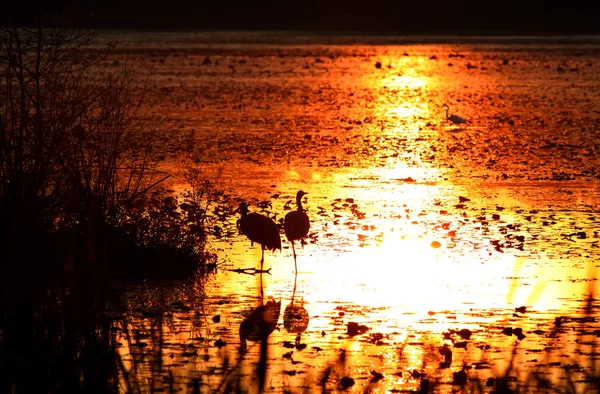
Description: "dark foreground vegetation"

(0, 24), (218, 281)
(0, 15), (220, 392)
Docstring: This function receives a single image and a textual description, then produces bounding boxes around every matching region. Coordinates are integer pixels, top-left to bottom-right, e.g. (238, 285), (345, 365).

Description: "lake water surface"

(100, 32), (600, 393)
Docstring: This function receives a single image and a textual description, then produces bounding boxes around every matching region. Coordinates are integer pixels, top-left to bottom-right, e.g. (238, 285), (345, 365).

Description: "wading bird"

(284, 190), (310, 273)
(443, 104), (467, 125)
(236, 202), (281, 272)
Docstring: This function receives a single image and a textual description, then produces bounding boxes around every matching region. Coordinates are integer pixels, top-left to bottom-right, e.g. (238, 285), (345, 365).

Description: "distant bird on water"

(236, 202), (281, 272)
(284, 190), (310, 273)
(443, 104), (467, 125)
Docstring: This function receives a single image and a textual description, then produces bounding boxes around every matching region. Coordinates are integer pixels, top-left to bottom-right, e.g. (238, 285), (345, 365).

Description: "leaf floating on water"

(347, 322), (370, 336)
(369, 332), (386, 344)
(370, 370), (384, 382)
(454, 341), (468, 348)
(515, 306), (527, 314)
(502, 327), (513, 336)
(513, 327), (526, 340)
(431, 241), (442, 249)
(340, 376), (355, 389)
(214, 339), (226, 348)
(460, 329), (472, 339)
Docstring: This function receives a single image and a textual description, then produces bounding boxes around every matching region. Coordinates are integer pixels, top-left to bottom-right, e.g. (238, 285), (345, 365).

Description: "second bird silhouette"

(236, 202), (281, 272)
(443, 103), (467, 125)
(284, 190), (310, 273)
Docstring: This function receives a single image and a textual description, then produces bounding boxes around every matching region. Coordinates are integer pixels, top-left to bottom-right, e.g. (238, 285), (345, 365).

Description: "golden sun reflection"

(385, 74), (429, 90)
(387, 105), (423, 119)
(360, 56), (435, 126)
(301, 232), (520, 325)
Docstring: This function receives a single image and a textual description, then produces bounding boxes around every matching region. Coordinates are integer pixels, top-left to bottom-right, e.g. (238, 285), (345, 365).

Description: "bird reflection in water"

(235, 202), (281, 274)
(283, 270), (310, 346)
(237, 272), (281, 392)
(239, 273), (281, 353)
(238, 298), (281, 352)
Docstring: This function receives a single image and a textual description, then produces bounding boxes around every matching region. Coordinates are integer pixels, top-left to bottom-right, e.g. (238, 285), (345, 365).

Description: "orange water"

(107, 32), (600, 393)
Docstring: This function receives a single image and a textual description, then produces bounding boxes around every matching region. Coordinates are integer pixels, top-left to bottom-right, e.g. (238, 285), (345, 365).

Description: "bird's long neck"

(445, 106), (449, 119)
(296, 194), (304, 212)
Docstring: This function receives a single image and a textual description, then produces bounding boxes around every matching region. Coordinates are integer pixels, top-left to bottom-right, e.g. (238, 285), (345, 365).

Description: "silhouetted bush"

(0, 25), (215, 281)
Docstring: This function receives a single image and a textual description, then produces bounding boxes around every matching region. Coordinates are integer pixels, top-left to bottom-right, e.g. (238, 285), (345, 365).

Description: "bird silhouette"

(236, 202), (281, 272)
(443, 104), (467, 125)
(284, 190), (310, 273)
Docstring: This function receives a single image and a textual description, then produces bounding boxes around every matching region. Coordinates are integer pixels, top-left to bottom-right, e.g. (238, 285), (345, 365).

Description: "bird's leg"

(291, 240), (298, 274)
(291, 269), (298, 305)
(260, 247), (265, 272)
(259, 270), (264, 304)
